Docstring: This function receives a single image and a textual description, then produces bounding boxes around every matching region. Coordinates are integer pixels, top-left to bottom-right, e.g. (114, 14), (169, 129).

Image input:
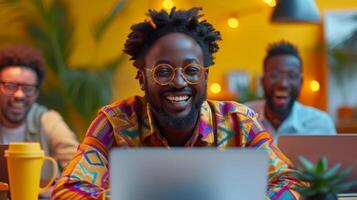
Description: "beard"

(5, 111), (27, 123)
(144, 86), (206, 130)
(264, 89), (299, 118)
(1, 99), (31, 127)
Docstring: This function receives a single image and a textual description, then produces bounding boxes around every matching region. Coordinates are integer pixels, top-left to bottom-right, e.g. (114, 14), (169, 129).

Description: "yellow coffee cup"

(4, 142), (57, 200)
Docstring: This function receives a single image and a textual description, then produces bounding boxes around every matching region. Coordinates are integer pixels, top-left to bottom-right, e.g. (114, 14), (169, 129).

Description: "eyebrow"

(0, 81), (38, 86)
(154, 58), (201, 66)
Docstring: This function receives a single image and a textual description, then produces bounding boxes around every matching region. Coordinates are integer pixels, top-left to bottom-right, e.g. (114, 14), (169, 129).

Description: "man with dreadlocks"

(52, 8), (302, 200)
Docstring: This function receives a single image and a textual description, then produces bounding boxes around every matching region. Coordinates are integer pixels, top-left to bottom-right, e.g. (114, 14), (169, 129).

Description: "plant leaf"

(316, 156), (328, 173)
(332, 180), (357, 193)
(30, 0), (47, 18)
(298, 156), (315, 173)
(103, 53), (127, 72)
(93, 0), (127, 41)
(322, 163), (341, 179)
(64, 67), (115, 122)
(339, 166), (354, 180)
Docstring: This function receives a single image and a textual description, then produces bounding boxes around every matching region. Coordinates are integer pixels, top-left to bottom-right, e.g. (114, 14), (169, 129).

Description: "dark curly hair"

(0, 45), (45, 85)
(123, 7), (222, 69)
(263, 40), (302, 71)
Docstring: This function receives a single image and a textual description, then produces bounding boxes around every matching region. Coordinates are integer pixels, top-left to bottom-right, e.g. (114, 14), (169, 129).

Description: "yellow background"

(1, 0), (357, 136)
(66, 0), (357, 111)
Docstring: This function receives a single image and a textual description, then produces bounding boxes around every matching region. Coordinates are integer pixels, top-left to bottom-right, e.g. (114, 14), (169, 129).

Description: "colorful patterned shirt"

(52, 96), (302, 200)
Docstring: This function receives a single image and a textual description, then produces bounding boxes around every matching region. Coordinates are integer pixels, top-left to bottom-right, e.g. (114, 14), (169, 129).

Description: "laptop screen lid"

(278, 135), (357, 191)
(110, 148), (268, 200)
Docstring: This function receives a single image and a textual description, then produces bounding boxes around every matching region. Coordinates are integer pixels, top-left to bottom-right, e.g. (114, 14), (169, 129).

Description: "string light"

(162, 0), (174, 10)
(210, 83), (222, 94)
(227, 17), (239, 28)
(263, 0), (276, 7)
(310, 80), (320, 92)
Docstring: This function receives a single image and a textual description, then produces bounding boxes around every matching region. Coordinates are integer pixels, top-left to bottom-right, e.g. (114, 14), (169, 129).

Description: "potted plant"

(292, 156), (357, 200)
(328, 25), (357, 120)
(328, 45), (357, 120)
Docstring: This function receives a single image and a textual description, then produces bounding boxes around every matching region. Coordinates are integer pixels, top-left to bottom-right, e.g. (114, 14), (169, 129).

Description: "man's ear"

(137, 70), (145, 91)
(300, 75), (304, 90)
(300, 75), (304, 87)
(33, 91), (40, 101)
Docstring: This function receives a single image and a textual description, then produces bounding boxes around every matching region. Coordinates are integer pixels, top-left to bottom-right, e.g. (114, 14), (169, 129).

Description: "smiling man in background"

(246, 41), (336, 141)
(0, 45), (79, 196)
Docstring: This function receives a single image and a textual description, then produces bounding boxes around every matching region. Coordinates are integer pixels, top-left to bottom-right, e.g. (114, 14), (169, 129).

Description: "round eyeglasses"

(266, 71), (301, 83)
(144, 63), (206, 85)
(0, 81), (39, 97)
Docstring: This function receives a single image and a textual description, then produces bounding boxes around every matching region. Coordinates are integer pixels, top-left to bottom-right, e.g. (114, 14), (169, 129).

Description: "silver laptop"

(278, 135), (357, 192)
(109, 148), (268, 200)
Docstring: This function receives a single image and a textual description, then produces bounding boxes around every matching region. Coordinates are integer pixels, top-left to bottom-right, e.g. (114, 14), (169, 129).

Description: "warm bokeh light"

(227, 17), (239, 28)
(263, 0), (276, 7)
(162, 0), (174, 10)
(210, 83), (222, 94)
(310, 80), (320, 92)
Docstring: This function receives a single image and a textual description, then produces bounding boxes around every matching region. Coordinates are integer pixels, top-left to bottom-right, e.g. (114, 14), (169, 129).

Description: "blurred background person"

(0, 45), (79, 197)
(246, 41), (336, 141)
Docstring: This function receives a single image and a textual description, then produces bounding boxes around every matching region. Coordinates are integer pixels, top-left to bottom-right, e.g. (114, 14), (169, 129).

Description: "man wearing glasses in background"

(0, 45), (79, 197)
(247, 41), (336, 142)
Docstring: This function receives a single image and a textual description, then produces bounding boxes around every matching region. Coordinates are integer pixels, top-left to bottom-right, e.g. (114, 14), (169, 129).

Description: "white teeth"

(11, 102), (25, 108)
(275, 91), (288, 97)
(166, 95), (189, 102)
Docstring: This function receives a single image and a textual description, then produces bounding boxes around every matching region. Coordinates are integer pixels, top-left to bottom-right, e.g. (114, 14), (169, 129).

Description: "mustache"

(12, 98), (27, 102)
(160, 86), (193, 94)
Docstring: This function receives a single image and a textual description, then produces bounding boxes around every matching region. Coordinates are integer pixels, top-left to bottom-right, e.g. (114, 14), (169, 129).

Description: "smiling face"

(140, 33), (207, 130)
(0, 66), (39, 128)
(262, 54), (302, 118)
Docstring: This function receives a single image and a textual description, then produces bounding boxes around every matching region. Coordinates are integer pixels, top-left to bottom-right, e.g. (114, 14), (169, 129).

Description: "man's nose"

(276, 74), (289, 87)
(13, 87), (26, 98)
(169, 69), (188, 88)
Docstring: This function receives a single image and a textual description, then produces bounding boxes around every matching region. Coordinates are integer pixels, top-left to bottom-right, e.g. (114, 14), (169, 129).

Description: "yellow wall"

(69, 0), (357, 111)
(2, 0), (357, 112)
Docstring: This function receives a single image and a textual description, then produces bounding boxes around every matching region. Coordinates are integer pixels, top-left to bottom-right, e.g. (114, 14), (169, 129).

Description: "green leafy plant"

(236, 83), (263, 103)
(328, 45), (357, 105)
(327, 13), (357, 107)
(292, 156), (357, 200)
(1, 0), (128, 135)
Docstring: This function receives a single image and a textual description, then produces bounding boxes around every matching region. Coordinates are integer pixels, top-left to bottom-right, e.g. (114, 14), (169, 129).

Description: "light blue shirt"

(245, 100), (337, 142)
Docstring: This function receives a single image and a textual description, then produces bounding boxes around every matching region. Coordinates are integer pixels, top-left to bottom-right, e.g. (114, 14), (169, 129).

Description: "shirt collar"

(259, 100), (300, 134)
(141, 103), (156, 141)
(278, 101), (300, 131)
(196, 101), (215, 145)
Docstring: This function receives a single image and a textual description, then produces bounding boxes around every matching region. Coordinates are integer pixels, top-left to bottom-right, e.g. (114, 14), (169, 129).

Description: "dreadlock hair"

(263, 40), (302, 71)
(123, 7), (222, 69)
(0, 45), (46, 85)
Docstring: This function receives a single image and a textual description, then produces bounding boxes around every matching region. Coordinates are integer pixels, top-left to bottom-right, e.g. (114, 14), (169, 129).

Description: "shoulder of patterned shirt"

(99, 95), (145, 119)
(206, 99), (260, 121)
(244, 99), (265, 115)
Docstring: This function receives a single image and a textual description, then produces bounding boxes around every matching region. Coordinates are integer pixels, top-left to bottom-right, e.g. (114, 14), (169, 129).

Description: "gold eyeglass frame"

(144, 63), (207, 85)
